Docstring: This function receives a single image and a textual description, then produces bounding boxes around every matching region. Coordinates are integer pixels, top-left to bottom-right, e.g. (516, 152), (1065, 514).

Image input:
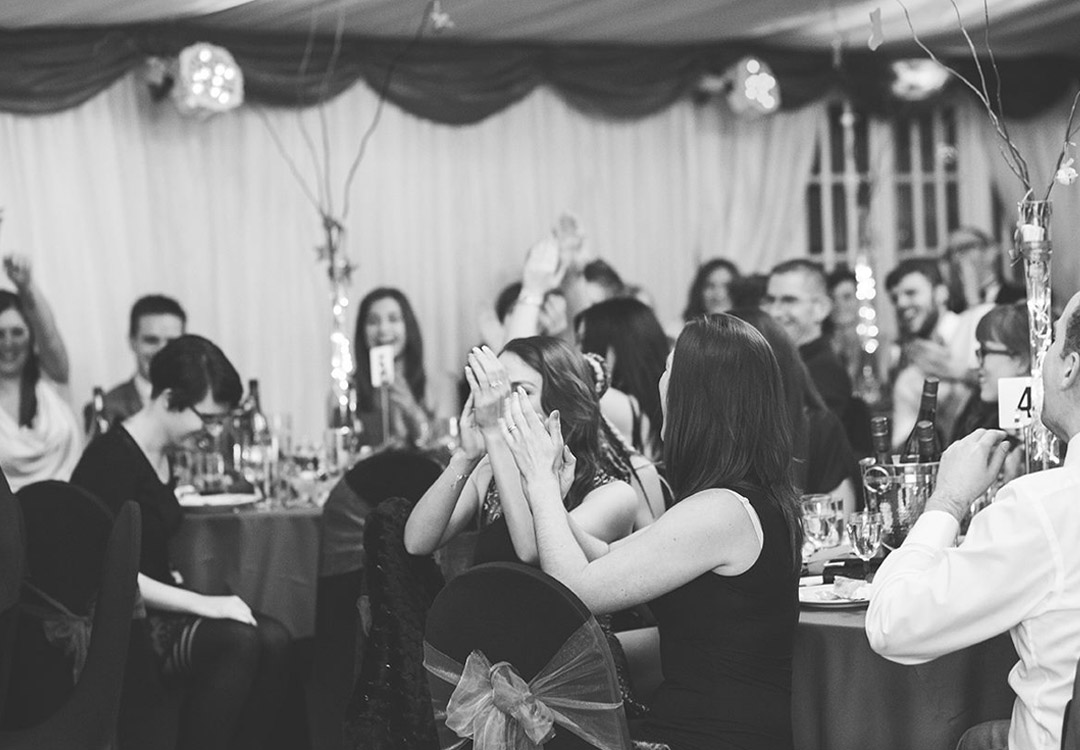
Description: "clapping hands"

(465, 346), (511, 432)
(499, 390), (567, 500)
(521, 237), (566, 297)
(456, 394), (485, 460)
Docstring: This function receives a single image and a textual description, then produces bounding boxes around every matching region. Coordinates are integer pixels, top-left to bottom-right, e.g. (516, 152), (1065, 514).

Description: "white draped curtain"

(0, 74), (824, 438)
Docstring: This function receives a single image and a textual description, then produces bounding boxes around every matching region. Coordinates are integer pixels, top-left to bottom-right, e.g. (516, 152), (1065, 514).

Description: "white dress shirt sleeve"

(866, 488), (1059, 665)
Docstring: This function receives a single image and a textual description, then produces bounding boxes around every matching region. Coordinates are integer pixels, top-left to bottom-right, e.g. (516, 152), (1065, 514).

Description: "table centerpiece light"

(256, 1), (452, 438)
(885, 0), (1080, 471)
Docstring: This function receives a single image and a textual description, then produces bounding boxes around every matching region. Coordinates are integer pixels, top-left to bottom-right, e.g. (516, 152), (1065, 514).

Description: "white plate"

(177, 492), (259, 511)
(798, 583), (870, 609)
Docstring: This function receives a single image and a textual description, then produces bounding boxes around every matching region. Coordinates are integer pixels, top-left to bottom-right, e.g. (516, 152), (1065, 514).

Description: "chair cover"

(2, 482), (117, 729)
(0, 501), (141, 750)
(315, 451), (443, 750)
(344, 497), (446, 750)
(1063, 657), (1080, 750)
(320, 449), (444, 577)
(424, 562), (632, 750)
(0, 470), (24, 719)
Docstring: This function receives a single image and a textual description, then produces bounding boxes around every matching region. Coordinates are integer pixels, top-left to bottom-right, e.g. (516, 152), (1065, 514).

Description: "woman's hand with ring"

(498, 390), (562, 492)
(466, 345), (510, 432)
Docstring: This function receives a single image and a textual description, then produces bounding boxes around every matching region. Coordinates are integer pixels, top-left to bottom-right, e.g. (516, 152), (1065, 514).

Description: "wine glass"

(800, 494), (840, 555)
(845, 510), (884, 580)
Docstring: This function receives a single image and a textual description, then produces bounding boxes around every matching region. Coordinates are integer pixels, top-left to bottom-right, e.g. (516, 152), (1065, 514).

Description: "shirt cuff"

(903, 510), (959, 549)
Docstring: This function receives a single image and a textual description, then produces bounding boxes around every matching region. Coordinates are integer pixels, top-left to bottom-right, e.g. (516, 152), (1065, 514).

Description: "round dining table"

(620, 603), (1017, 750)
(169, 503), (323, 639)
(793, 605), (1017, 750)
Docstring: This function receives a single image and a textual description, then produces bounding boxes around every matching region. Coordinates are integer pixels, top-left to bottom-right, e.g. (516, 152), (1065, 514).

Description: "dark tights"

(171, 615), (291, 750)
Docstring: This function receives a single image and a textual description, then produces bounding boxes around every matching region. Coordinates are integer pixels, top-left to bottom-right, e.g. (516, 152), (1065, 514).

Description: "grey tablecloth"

(169, 506), (322, 638)
(794, 608), (1017, 750)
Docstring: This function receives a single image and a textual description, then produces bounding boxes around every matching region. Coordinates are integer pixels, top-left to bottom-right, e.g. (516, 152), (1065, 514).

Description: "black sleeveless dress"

(634, 488), (799, 750)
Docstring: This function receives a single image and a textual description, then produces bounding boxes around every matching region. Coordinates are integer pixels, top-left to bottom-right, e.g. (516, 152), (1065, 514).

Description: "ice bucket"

(860, 457), (939, 549)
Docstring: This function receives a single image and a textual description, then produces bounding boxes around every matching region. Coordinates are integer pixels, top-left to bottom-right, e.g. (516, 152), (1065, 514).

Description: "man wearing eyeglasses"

(867, 290), (1080, 750)
(764, 259), (853, 422)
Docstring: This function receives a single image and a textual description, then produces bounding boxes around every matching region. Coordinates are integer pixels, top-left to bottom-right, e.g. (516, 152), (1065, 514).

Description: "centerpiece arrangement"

(886, 0), (1080, 471)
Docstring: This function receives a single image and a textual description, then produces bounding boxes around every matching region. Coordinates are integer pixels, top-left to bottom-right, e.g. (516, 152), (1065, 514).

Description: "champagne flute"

(846, 510), (884, 580)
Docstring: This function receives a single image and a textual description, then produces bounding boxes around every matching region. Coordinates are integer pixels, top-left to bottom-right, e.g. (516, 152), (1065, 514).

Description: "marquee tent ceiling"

(2, 0), (1079, 56)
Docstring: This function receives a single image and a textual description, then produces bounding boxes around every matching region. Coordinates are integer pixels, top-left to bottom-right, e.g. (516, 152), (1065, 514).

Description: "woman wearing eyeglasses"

(952, 303), (1030, 444)
(71, 335), (290, 750)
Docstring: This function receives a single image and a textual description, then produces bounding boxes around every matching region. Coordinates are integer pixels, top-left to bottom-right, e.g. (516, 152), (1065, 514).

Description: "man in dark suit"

(86, 295), (186, 430)
(764, 258), (854, 421)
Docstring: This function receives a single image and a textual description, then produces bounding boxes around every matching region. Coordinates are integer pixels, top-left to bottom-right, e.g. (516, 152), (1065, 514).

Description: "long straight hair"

(575, 297), (668, 455)
(501, 337), (604, 510)
(0, 291), (39, 428)
(353, 288), (426, 412)
(663, 315), (802, 573)
(729, 307), (828, 489)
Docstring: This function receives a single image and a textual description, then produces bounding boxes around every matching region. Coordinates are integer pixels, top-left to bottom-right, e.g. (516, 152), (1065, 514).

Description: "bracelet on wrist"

(518, 292), (544, 307)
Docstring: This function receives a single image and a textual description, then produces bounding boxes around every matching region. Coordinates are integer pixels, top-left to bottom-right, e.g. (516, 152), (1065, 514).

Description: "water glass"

(845, 510), (884, 579)
(801, 494), (841, 551)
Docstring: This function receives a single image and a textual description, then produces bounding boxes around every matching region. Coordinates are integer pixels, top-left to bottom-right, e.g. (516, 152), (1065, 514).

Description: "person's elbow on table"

(865, 594), (936, 666)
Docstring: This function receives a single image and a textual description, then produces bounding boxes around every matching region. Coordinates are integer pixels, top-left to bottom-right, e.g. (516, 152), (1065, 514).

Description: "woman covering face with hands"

(498, 315), (803, 750)
(404, 337), (639, 566)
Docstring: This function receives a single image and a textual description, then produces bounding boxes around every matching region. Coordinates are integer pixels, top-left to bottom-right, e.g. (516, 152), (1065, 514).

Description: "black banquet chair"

(423, 562), (632, 750)
(0, 485), (141, 750)
(0, 474), (23, 721)
(311, 450), (443, 750)
(1062, 655), (1080, 750)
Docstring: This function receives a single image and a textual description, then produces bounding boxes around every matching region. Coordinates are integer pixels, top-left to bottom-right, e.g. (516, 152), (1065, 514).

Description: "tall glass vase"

(1016, 199), (1061, 471)
(323, 218), (357, 432)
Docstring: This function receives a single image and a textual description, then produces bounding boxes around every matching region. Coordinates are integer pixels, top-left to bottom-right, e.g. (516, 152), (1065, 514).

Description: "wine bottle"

(247, 380), (269, 441)
(241, 379), (274, 494)
(870, 416), (892, 465)
(899, 377), (940, 461)
(916, 420), (939, 462)
(88, 386), (110, 440)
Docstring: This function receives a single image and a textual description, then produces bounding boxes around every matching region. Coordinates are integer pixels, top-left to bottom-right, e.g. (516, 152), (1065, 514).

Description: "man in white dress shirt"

(867, 289), (1080, 750)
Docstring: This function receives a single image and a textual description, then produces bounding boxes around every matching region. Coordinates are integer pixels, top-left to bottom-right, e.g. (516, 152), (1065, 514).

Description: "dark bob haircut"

(149, 334), (242, 411)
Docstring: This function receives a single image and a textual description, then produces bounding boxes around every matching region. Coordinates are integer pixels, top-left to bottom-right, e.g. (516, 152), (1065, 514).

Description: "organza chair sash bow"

(20, 581), (93, 684)
(424, 617), (631, 750)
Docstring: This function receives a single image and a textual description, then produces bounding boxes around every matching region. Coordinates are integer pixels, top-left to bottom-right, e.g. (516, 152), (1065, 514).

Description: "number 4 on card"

(998, 376), (1034, 429)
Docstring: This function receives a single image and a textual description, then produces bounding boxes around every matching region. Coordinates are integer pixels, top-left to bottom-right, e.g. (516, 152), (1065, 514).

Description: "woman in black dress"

(500, 314), (803, 750)
(71, 335), (289, 750)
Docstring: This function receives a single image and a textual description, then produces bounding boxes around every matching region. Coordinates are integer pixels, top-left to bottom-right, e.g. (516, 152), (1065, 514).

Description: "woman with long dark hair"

(576, 297), (668, 460)
(352, 287), (431, 448)
(730, 307), (858, 513)
(500, 315), (802, 750)
(682, 258), (740, 321)
(0, 255), (80, 489)
(71, 335), (290, 750)
(404, 337), (640, 564)
(353, 338), (648, 749)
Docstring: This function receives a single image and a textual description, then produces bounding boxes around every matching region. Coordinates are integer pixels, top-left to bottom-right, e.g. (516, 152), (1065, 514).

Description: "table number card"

(998, 376), (1034, 429)
(369, 345), (395, 388)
